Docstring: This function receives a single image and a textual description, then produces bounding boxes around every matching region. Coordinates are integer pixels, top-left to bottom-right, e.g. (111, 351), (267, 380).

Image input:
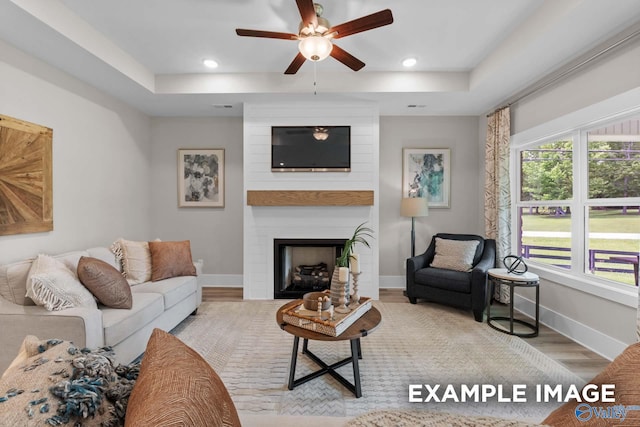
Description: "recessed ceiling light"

(203, 59), (219, 69)
(402, 57), (417, 68)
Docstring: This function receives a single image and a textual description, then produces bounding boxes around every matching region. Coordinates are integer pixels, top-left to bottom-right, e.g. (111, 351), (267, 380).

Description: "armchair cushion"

(430, 238), (479, 272)
(415, 268), (472, 293)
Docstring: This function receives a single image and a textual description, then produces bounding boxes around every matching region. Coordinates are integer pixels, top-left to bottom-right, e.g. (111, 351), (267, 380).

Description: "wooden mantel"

(246, 190), (374, 206)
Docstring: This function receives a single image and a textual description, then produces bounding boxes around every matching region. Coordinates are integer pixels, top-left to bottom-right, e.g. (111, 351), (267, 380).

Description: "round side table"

(486, 268), (539, 338)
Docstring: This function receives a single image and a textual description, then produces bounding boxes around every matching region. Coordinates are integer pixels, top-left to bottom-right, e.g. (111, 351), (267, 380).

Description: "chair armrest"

(406, 252), (429, 274)
(0, 298), (104, 374)
(472, 239), (496, 276)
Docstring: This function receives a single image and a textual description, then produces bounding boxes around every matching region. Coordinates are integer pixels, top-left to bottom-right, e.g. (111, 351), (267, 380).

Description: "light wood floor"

(202, 287), (610, 381)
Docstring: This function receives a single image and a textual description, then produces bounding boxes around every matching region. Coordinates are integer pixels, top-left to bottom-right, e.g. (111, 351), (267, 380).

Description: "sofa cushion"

(0, 258), (35, 306)
(415, 267), (472, 293)
(430, 237), (479, 272)
(52, 250), (90, 273)
(125, 328), (241, 427)
(110, 238), (154, 285)
(86, 246), (121, 271)
(26, 254), (97, 311)
(149, 240), (197, 282)
(102, 292), (164, 347)
(77, 256), (132, 309)
(131, 275), (197, 309)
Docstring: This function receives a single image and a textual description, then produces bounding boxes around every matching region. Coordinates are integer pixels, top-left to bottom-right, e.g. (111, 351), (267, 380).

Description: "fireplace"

(274, 238), (346, 299)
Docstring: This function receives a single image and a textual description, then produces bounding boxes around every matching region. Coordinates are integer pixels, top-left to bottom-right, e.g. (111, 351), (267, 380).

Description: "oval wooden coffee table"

(276, 299), (382, 398)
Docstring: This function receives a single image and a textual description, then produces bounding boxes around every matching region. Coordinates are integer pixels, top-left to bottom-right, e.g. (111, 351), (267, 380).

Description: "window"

(516, 116), (640, 289)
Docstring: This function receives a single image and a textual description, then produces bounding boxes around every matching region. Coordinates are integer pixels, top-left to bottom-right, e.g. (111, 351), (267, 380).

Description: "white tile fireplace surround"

(242, 102), (380, 300)
(244, 206), (379, 299)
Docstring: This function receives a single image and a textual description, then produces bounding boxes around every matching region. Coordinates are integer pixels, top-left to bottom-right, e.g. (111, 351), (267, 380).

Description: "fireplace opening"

(274, 238), (347, 299)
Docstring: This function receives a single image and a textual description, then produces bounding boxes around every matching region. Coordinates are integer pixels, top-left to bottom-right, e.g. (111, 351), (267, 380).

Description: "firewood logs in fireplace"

(292, 262), (330, 288)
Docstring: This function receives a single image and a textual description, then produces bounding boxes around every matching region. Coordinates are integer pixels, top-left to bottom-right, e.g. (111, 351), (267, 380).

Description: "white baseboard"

(513, 294), (626, 361)
(199, 274), (243, 287)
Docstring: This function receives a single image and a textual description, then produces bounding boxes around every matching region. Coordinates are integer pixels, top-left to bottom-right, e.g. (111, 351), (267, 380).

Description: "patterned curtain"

(485, 107), (512, 303)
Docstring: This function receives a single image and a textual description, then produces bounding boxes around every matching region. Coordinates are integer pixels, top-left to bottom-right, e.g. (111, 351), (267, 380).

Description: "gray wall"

(149, 117), (244, 275)
(512, 37), (640, 133)
(0, 40), (151, 264)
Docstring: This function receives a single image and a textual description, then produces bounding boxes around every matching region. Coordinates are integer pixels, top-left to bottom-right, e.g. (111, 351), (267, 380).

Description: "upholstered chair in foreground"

(406, 233), (496, 322)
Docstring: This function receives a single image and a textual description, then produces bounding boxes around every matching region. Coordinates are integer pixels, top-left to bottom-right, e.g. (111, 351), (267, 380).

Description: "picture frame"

(178, 148), (225, 208)
(0, 114), (53, 235)
(402, 148), (450, 208)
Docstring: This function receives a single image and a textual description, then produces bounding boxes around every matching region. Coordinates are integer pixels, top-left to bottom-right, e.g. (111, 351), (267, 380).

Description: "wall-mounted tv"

(271, 126), (351, 172)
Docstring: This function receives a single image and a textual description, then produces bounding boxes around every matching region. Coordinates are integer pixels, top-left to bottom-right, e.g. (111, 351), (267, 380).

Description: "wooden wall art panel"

(0, 114), (53, 236)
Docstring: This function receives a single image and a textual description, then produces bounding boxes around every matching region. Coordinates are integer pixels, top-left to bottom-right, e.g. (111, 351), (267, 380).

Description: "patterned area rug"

(171, 301), (583, 423)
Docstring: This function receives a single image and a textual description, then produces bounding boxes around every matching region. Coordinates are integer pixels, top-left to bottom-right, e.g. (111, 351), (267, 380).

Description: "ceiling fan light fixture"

(298, 35), (333, 61)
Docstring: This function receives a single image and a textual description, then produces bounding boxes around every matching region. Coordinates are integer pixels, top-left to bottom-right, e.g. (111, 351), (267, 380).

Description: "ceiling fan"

(235, 0), (393, 74)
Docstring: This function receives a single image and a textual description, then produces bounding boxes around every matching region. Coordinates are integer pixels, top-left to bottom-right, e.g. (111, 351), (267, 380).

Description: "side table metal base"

(486, 268), (540, 338)
(487, 316), (538, 338)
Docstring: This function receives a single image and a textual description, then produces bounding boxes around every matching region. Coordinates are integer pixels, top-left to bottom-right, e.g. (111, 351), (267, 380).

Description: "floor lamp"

(400, 197), (429, 257)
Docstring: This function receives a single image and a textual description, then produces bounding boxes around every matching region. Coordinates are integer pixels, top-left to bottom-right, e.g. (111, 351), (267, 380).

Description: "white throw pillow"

(430, 238), (480, 272)
(25, 254), (97, 311)
(110, 238), (155, 285)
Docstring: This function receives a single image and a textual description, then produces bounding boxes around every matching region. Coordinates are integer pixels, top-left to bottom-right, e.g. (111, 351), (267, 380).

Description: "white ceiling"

(1, 0), (640, 117)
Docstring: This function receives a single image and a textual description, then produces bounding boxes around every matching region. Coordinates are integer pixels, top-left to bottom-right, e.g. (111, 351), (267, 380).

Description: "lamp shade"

(298, 36), (333, 61)
(400, 197), (429, 217)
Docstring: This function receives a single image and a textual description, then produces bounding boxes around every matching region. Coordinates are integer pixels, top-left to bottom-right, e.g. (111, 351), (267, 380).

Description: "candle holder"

(334, 279), (351, 314)
(350, 271), (361, 307)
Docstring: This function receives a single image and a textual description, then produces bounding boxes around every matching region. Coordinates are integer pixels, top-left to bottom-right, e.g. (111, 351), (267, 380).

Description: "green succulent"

(336, 222), (374, 267)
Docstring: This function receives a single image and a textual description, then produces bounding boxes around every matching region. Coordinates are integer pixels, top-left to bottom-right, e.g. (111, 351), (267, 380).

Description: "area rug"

(171, 301), (584, 423)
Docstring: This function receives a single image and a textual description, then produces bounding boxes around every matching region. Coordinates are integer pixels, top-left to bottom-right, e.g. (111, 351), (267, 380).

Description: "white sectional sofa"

(0, 246), (202, 373)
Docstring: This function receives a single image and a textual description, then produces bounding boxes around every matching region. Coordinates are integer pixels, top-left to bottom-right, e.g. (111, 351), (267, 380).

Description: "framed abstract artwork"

(402, 148), (450, 208)
(178, 148), (225, 208)
(0, 114), (53, 235)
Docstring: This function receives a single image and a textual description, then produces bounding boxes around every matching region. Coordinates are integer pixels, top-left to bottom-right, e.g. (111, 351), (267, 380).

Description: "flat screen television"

(271, 126), (351, 172)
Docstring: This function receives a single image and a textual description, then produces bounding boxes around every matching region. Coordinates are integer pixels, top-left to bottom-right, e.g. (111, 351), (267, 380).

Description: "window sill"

(527, 264), (638, 308)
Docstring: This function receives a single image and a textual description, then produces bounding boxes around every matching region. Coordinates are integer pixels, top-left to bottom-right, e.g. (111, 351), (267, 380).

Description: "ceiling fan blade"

(236, 29), (298, 40)
(330, 44), (365, 71)
(284, 52), (306, 74)
(329, 9), (394, 39)
(296, 0), (318, 29)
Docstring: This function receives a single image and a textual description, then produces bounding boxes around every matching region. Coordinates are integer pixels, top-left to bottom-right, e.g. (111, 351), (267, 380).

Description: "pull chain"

(313, 61), (317, 95)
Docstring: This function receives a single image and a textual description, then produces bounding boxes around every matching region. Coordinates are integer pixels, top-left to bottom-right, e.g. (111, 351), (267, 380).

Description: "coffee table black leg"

(350, 339), (362, 398)
(356, 338), (362, 359)
(288, 336), (300, 390)
(302, 338), (309, 354)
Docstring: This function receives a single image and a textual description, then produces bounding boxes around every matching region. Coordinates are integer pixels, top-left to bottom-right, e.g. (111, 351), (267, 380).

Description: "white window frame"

(510, 88), (640, 308)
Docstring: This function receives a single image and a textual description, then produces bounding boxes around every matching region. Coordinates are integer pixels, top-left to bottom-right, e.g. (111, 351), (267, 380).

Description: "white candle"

(339, 267), (349, 282)
(350, 253), (360, 274)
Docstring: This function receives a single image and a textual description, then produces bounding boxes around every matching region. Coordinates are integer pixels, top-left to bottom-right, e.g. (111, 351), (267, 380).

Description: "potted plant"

(336, 222), (374, 267)
(331, 222), (374, 306)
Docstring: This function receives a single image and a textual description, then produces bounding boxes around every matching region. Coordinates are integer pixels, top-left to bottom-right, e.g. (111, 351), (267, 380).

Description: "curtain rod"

(488, 25), (640, 117)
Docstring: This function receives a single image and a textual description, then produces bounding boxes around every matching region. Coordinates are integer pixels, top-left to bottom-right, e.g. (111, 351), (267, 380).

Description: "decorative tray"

(282, 295), (372, 337)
